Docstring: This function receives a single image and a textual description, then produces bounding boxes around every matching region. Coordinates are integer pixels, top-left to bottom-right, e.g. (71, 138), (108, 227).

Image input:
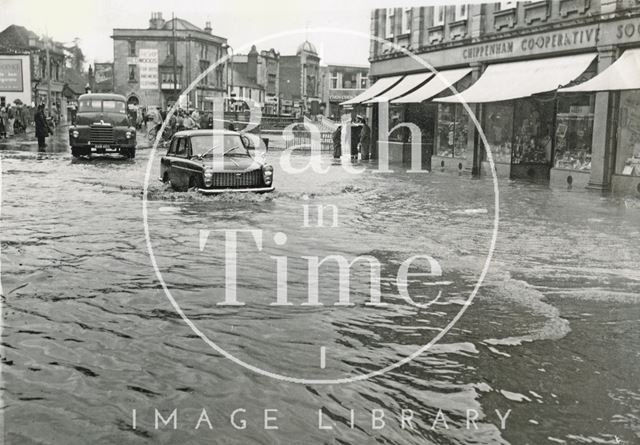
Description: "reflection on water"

(1, 145), (639, 444)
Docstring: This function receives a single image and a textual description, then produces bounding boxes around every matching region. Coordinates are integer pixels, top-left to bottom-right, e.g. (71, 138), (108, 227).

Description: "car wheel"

(162, 172), (169, 183)
(125, 147), (136, 159)
(71, 147), (81, 158)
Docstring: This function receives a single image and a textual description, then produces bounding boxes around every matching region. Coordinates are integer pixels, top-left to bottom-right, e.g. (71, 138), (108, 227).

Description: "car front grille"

(90, 125), (115, 144)
(211, 170), (263, 188)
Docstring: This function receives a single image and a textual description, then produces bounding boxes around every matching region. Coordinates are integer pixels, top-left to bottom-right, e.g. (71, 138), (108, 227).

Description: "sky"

(0, 0), (468, 67)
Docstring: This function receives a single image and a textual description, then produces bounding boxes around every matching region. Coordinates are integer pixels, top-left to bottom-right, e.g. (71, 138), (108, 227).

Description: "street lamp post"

(222, 43), (235, 123)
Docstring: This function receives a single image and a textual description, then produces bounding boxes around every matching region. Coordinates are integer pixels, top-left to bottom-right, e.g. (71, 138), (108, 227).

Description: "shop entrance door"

(509, 98), (555, 183)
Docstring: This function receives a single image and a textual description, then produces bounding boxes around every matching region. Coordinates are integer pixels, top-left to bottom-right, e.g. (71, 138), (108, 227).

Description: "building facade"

(279, 41), (321, 116)
(228, 46), (280, 115)
(0, 25), (66, 112)
(320, 64), (369, 119)
(364, 1), (640, 195)
(112, 12), (228, 111)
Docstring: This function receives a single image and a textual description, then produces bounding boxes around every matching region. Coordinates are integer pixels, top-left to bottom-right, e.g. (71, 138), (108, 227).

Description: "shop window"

(512, 98), (555, 165)
(389, 105), (407, 142)
(484, 103), (514, 163)
(615, 90), (640, 176)
(386, 8), (395, 39)
(554, 95), (594, 171)
(401, 7), (412, 34)
(433, 6), (445, 26)
(436, 103), (469, 159)
(455, 4), (468, 21)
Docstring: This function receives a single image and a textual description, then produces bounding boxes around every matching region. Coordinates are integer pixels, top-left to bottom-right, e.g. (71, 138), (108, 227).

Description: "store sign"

(462, 26), (600, 62)
(138, 49), (159, 90)
(0, 59), (23, 92)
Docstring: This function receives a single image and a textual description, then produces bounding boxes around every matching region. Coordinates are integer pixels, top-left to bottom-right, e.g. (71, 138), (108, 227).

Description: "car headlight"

(204, 169), (213, 187)
(125, 131), (132, 139)
(72, 130), (79, 138)
(263, 165), (273, 186)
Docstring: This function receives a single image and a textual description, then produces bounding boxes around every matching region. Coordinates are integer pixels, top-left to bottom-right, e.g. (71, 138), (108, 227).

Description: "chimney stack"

(204, 21), (212, 34)
(149, 12), (165, 30)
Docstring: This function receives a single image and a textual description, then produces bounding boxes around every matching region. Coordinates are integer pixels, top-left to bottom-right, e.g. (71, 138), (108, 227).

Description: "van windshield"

(78, 99), (126, 113)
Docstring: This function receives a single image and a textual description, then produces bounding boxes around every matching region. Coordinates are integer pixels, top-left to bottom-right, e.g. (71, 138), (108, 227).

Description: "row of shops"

(346, 14), (640, 196)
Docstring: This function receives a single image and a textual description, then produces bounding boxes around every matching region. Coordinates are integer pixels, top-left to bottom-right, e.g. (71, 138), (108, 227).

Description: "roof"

(0, 24), (38, 50)
(161, 18), (202, 32)
(79, 93), (127, 101)
(231, 68), (261, 89)
(159, 54), (183, 68)
(63, 67), (89, 95)
(296, 40), (318, 55)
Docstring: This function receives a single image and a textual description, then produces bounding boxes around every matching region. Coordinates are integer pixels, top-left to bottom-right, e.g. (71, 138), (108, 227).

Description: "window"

(360, 73), (368, 89)
(342, 72), (357, 89)
(401, 7), (412, 34)
(455, 4), (468, 21)
(128, 64), (136, 82)
(433, 6), (445, 26)
(168, 41), (175, 56)
(385, 8), (395, 38)
(200, 43), (208, 60)
(175, 138), (187, 157)
(330, 72), (338, 89)
(615, 90), (640, 176)
(128, 40), (136, 57)
(498, 0), (517, 10)
(102, 100), (126, 114)
(437, 104), (469, 159)
(554, 95), (594, 171)
(511, 98), (555, 165)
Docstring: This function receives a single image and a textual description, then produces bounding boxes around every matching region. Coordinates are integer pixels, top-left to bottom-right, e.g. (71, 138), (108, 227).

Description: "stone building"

(320, 64), (369, 119)
(355, 1), (640, 195)
(112, 12), (228, 111)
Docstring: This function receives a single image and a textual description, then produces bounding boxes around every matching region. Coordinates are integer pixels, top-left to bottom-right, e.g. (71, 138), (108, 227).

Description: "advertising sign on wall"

(138, 49), (159, 90)
(0, 59), (24, 92)
(94, 63), (114, 92)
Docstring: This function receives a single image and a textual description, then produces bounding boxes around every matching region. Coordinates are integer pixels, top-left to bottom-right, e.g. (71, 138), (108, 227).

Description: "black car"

(160, 130), (274, 194)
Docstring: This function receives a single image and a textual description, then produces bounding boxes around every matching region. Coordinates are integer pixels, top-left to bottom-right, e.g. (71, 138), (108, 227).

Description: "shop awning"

(435, 53), (597, 103)
(340, 75), (402, 106)
(392, 68), (471, 103)
(363, 72), (433, 103)
(559, 49), (640, 93)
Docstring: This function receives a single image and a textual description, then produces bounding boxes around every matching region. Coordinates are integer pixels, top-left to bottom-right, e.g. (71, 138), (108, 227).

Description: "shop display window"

(436, 103), (469, 159)
(511, 98), (555, 165)
(615, 90), (640, 177)
(554, 95), (594, 171)
(483, 102), (513, 163)
(388, 105), (407, 142)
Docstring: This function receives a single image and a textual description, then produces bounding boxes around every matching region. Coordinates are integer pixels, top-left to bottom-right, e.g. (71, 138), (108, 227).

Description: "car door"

(169, 137), (189, 188)
(160, 137), (177, 181)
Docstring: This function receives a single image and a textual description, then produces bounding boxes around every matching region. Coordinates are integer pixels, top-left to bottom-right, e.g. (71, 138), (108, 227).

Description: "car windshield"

(190, 134), (249, 157)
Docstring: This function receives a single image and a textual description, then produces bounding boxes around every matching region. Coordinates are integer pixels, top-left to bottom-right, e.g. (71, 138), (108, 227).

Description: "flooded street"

(1, 129), (639, 444)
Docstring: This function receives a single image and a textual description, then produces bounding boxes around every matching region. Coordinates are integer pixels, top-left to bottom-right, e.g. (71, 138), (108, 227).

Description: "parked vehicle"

(160, 130), (274, 194)
(68, 93), (136, 158)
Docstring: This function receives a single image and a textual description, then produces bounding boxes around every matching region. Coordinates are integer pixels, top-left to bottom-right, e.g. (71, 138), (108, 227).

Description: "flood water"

(1, 130), (639, 444)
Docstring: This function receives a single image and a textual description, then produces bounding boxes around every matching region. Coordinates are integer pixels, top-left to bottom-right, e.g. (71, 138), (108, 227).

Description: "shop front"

(367, 13), (640, 193)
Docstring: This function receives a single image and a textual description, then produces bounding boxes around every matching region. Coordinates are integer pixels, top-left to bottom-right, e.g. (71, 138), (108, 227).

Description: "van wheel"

(162, 172), (169, 183)
(71, 147), (82, 158)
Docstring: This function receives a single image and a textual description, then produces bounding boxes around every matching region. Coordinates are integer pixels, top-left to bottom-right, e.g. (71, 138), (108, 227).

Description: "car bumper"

(197, 186), (275, 194)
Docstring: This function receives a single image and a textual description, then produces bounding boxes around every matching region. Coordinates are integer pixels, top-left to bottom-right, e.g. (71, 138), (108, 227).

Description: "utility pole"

(172, 12), (177, 107)
(45, 36), (52, 116)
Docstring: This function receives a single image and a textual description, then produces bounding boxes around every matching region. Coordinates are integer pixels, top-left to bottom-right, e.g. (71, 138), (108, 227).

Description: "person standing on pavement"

(35, 104), (52, 150)
(7, 104), (15, 137)
(0, 107), (7, 138)
(359, 118), (371, 161)
(332, 124), (342, 159)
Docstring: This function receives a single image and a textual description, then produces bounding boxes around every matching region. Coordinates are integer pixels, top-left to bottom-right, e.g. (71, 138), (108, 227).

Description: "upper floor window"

(128, 64), (136, 82)
(330, 72), (338, 89)
(433, 6), (445, 26)
(401, 7), (412, 34)
(498, 0), (517, 10)
(128, 40), (136, 57)
(200, 44), (208, 60)
(168, 41), (175, 56)
(385, 8), (395, 38)
(455, 4), (468, 21)
(360, 74), (368, 89)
